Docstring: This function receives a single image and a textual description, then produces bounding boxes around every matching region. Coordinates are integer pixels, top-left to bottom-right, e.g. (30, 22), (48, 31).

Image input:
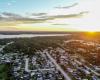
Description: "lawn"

(0, 64), (8, 80)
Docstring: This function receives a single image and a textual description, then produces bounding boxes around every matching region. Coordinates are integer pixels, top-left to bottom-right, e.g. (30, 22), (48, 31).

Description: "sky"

(0, 0), (100, 32)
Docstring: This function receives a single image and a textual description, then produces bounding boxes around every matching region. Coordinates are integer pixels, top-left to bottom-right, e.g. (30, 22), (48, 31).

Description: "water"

(0, 34), (70, 39)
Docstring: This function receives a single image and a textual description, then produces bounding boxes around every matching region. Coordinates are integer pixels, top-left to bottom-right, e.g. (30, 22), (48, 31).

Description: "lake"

(0, 34), (70, 39)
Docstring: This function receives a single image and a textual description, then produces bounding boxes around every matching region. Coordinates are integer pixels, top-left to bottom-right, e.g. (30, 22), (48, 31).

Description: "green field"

(0, 64), (8, 80)
(0, 64), (13, 80)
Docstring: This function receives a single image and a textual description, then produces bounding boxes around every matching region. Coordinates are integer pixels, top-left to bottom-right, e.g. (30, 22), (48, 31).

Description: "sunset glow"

(0, 0), (100, 32)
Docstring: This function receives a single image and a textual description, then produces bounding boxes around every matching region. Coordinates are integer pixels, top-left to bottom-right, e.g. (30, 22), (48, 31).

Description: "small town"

(0, 39), (100, 80)
(0, 0), (100, 80)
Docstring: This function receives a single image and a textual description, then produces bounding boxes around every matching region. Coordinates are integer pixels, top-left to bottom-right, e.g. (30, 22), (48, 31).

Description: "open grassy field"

(0, 64), (8, 80)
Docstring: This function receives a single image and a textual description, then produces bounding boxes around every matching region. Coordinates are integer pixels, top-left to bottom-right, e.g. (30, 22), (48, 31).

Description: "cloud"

(0, 12), (23, 21)
(2, 12), (21, 18)
(0, 11), (87, 23)
(0, 12), (47, 23)
(39, 11), (88, 20)
(0, 15), (4, 20)
(55, 3), (78, 9)
(52, 24), (69, 25)
(31, 13), (47, 16)
(52, 11), (88, 19)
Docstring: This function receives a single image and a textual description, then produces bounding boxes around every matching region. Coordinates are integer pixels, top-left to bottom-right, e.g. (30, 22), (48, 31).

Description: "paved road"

(0, 42), (14, 52)
(25, 58), (30, 72)
(45, 51), (72, 80)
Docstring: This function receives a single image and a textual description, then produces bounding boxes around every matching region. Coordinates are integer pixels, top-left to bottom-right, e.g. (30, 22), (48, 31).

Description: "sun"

(85, 31), (97, 39)
(88, 30), (96, 34)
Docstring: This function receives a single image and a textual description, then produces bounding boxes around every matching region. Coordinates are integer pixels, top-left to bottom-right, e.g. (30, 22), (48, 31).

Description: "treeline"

(3, 36), (71, 55)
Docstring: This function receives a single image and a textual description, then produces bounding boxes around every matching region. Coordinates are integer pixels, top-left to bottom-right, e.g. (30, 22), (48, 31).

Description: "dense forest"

(2, 36), (72, 55)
